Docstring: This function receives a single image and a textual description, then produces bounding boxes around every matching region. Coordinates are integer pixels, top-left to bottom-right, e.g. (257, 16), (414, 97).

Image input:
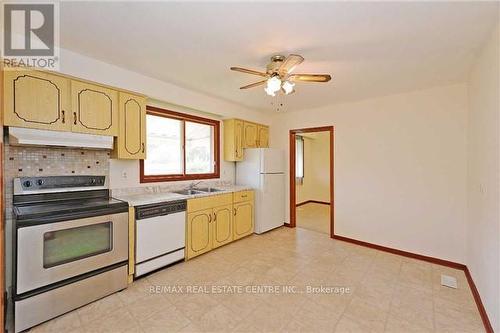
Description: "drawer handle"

(142, 143), (145, 153)
(61, 110), (65, 124)
(241, 194), (248, 198)
(73, 112), (77, 125)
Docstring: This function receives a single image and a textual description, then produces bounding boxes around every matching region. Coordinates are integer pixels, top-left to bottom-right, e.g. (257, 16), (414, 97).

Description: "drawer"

(187, 193), (232, 212)
(233, 190), (254, 203)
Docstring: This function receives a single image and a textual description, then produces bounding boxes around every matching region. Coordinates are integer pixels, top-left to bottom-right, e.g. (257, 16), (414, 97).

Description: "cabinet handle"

(213, 212), (217, 222)
(233, 208), (236, 216)
(73, 112), (77, 125)
(208, 214), (212, 223)
(142, 143), (145, 153)
(61, 110), (65, 124)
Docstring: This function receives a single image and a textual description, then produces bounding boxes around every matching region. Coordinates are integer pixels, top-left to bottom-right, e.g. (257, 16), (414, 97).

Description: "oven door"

(16, 212), (128, 295)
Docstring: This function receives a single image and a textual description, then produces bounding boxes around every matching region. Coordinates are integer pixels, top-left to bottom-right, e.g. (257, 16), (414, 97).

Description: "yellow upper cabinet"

(223, 119), (243, 161)
(223, 118), (270, 160)
(112, 92), (146, 159)
(3, 70), (71, 132)
(243, 121), (258, 148)
(257, 125), (269, 148)
(71, 80), (118, 136)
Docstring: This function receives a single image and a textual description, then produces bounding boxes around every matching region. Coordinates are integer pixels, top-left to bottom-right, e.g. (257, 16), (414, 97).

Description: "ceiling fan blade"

(289, 74), (332, 83)
(279, 54), (304, 75)
(240, 80), (267, 89)
(230, 67), (268, 77)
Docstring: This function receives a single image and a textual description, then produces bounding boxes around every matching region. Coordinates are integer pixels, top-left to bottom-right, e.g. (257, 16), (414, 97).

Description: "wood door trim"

(289, 126), (334, 238)
(296, 200), (330, 207)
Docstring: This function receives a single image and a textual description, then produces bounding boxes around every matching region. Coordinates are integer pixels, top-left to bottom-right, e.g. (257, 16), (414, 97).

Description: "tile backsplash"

(3, 144), (110, 220)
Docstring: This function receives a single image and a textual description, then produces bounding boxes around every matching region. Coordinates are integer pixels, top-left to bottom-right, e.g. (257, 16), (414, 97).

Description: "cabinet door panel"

(71, 81), (118, 136)
(186, 209), (212, 259)
(233, 201), (254, 240)
(212, 205), (233, 248)
(113, 93), (146, 159)
(257, 125), (269, 148)
(235, 120), (244, 160)
(243, 122), (258, 148)
(3, 70), (70, 131)
(223, 119), (244, 162)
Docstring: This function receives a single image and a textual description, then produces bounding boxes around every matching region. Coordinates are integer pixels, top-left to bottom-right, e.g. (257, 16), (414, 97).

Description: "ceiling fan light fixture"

(282, 81), (295, 95)
(264, 86), (276, 96)
(266, 75), (282, 93)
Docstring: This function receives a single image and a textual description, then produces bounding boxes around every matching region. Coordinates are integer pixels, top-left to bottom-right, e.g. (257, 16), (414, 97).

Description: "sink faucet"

(187, 181), (203, 190)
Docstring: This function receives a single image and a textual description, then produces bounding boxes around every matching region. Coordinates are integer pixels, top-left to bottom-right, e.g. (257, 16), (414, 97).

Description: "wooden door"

(113, 93), (146, 159)
(257, 125), (269, 148)
(233, 201), (254, 240)
(212, 204), (233, 248)
(186, 209), (213, 259)
(3, 70), (71, 131)
(71, 80), (118, 136)
(243, 122), (258, 148)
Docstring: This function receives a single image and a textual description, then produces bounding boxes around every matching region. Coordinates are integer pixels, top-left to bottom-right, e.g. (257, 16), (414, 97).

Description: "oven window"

(43, 222), (113, 268)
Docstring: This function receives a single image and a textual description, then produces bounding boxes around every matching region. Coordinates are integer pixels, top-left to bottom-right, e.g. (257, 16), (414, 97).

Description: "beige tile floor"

(29, 227), (484, 333)
(296, 203), (331, 235)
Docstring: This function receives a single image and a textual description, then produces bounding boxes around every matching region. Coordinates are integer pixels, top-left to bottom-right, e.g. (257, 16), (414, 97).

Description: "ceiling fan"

(230, 54), (331, 96)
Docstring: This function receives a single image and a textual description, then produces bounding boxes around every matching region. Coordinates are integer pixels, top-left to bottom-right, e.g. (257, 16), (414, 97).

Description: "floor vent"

(441, 274), (458, 289)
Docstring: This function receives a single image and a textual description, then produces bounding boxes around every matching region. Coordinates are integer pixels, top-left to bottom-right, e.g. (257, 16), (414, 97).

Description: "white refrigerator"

(236, 148), (285, 234)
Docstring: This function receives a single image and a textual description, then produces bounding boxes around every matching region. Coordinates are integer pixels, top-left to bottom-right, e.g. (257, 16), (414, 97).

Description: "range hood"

(8, 127), (114, 149)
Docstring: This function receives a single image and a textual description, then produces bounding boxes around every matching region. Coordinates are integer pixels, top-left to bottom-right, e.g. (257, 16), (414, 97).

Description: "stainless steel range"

(12, 176), (129, 332)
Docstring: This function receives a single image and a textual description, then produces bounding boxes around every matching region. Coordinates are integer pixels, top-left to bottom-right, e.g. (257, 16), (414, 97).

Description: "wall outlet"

(479, 184), (486, 194)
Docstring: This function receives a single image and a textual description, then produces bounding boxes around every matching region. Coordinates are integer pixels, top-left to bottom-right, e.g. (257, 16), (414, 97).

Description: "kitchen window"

(140, 106), (220, 182)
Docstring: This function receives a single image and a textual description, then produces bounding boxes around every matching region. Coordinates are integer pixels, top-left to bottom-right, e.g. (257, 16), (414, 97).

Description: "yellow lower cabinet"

(212, 204), (233, 248)
(233, 201), (254, 240)
(186, 208), (213, 260)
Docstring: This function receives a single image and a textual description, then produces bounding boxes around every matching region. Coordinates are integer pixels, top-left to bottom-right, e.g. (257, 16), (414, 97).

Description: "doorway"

(289, 126), (334, 237)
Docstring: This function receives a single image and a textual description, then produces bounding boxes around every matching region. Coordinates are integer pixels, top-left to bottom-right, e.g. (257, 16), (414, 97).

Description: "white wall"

(466, 23), (500, 331)
(57, 48), (266, 189)
(296, 132), (330, 203)
(271, 84), (468, 263)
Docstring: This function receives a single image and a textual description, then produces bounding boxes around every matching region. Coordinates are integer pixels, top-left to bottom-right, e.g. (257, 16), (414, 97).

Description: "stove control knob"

(23, 180), (33, 188)
(90, 178), (97, 185)
(37, 179), (44, 186)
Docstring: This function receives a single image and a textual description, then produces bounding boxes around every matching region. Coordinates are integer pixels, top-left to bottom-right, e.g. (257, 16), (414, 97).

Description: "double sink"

(173, 188), (224, 196)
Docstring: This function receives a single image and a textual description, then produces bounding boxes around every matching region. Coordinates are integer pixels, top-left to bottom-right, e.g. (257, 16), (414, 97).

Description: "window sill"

(140, 172), (220, 183)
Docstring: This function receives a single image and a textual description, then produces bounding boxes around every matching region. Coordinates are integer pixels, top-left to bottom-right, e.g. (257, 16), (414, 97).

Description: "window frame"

(140, 106), (220, 183)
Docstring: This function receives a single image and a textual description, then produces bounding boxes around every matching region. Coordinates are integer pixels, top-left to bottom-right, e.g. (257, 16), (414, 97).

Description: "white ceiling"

(60, 2), (498, 112)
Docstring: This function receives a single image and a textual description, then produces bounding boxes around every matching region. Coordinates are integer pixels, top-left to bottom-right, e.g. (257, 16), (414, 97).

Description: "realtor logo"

(2, 2), (59, 69)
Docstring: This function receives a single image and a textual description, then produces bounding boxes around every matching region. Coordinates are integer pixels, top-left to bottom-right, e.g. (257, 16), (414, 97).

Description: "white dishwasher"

(134, 200), (186, 277)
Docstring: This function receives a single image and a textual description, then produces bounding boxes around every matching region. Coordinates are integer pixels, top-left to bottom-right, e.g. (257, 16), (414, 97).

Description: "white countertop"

(113, 185), (253, 207)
